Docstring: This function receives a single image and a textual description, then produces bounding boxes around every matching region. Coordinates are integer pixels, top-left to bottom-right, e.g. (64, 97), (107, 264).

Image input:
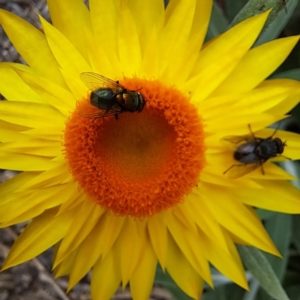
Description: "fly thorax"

(274, 137), (284, 154)
(90, 91), (100, 107)
(122, 92), (139, 112)
(257, 140), (277, 158)
(91, 89), (116, 109)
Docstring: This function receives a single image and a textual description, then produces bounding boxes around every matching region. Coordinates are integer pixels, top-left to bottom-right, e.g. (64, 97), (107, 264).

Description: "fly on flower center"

(64, 78), (206, 218)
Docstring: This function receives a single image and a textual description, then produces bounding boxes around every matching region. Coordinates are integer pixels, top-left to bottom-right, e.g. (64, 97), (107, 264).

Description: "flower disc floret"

(64, 78), (206, 217)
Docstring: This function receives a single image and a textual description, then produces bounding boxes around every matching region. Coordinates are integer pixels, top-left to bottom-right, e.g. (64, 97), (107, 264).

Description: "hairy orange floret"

(64, 78), (206, 217)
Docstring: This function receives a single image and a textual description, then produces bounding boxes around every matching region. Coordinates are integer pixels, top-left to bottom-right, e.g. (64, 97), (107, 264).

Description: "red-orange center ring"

(64, 78), (206, 218)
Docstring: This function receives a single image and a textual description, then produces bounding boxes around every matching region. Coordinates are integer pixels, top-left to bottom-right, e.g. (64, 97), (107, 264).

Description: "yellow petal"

(91, 251), (121, 300)
(199, 228), (249, 290)
(1, 185), (71, 226)
(213, 36), (300, 95)
(201, 166), (263, 188)
(200, 184), (279, 256)
(0, 9), (66, 87)
(82, 27), (115, 78)
(115, 218), (146, 287)
(0, 138), (61, 157)
(241, 181), (300, 213)
(247, 163), (297, 180)
(202, 84), (300, 120)
(57, 191), (85, 216)
(268, 88), (300, 115)
(130, 235), (157, 300)
(127, 0), (164, 50)
(161, 33), (202, 85)
(90, 213), (126, 260)
(14, 68), (76, 115)
(0, 172), (36, 198)
(53, 248), (77, 278)
(118, 4), (142, 75)
(0, 151), (55, 171)
(165, 211), (212, 286)
(59, 68), (87, 99)
(166, 234), (204, 299)
(89, 0), (119, 59)
(0, 119), (28, 142)
(141, 28), (160, 78)
(184, 11), (270, 100)
(205, 113), (287, 136)
(2, 208), (73, 270)
(0, 101), (65, 128)
(190, 0), (212, 45)
(184, 195), (229, 254)
(0, 64), (43, 102)
(67, 216), (108, 290)
(22, 125), (64, 141)
(16, 163), (71, 191)
(40, 16), (91, 75)
(259, 78), (300, 89)
(162, 0), (212, 84)
(158, 0), (196, 79)
(147, 214), (168, 269)
(55, 201), (104, 266)
(47, 0), (91, 59)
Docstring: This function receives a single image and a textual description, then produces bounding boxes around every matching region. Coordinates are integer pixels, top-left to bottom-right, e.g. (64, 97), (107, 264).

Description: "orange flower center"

(64, 78), (206, 218)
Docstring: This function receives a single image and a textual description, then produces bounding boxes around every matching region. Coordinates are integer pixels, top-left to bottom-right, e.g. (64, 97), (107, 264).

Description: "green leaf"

(238, 245), (290, 300)
(243, 279), (260, 300)
(229, 0), (296, 36)
(284, 269), (300, 287)
(201, 286), (227, 300)
(271, 68), (300, 80)
(265, 213), (291, 281)
(292, 215), (300, 254)
(206, 2), (229, 41)
(155, 265), (194, 300)
(224, 0), (249, 22)
(286, 285), (300, 300)
(255, 208), (275, 220)
(202, 285), (245, 300)
(255, 0), (299, 46)
(278, 160), (300, 190)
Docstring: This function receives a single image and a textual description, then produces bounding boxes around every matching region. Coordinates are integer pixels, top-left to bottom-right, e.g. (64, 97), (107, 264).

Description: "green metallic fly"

(80, 72), (145, 120)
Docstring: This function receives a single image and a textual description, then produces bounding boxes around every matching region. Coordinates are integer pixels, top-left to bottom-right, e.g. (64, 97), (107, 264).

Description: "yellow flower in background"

(1, 0), (300, 299)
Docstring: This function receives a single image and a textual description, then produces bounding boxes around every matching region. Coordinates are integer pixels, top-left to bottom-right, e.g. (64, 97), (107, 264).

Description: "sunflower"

(1, 0), (300, 299)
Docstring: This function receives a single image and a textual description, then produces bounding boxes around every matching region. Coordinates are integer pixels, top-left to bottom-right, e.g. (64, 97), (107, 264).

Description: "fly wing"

(223, 134), (252, 144)
(78, 103), (123, 119)
(80, 72), (124, 92)
(224, 162), (261, 179)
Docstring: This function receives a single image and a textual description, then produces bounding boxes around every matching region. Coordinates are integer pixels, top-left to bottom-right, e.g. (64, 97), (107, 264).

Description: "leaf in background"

(255, 0), (299, 46)
(278, 160), (300, 190)
(229, 0), (297, 35)
(292, 215), (300, 254)
(155, 265), (194, 300)
(242, 279), (260, 300)
(206, 2), (229, 41)
(264, 213), (292, 281)
(201, 284), (245, 300)
(255, 209), (275, 220)
(271, 68), (300, 80)
(200, 286), (227, 300)
(238, 245), (290, 300)
(224, 0), (249, 22)
(286, 285), (300, 299)
(209, 267), (251, 288)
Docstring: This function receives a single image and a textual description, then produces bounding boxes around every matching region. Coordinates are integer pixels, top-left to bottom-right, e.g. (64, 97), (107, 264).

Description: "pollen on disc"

(64, 78), (206, 218)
